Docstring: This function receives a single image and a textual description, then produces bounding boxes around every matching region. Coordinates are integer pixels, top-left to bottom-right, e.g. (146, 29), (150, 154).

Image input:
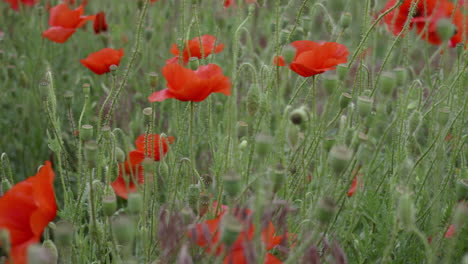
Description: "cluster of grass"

(0, 0), (467, 263)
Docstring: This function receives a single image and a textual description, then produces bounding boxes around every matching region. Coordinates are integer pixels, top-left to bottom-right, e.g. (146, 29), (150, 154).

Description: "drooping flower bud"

(247, 84), (260, 116)
(380, 72), (396, 95)
(239, 139), (248, 150)
(436, 19), (456, 41)
(328, 145), (353, 175)
(42, 240), (58, 264)
(115, 147), (126, 163)
(339, 12), (352, 29)
(1, 178), (12, 194)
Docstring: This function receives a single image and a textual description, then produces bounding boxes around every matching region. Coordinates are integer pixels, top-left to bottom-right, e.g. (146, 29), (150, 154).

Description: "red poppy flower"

(111, 150), (145, 199)
(288, 40), (349, 77)
(347, 176), (358, 197)
(444, 224), (455, 238)
(80, 48), (124, 75)
(135, 134), (175, 161)
(148, 63), (231, 102)
(42, 3), (95, 43)
(166, 35), (224, 65)
(224, 0), (257, 8)
(93, 11), (108, 34)
(273, 56), (286, 66)
(3, 0), (37, 11)
(0, 161), (57, 264)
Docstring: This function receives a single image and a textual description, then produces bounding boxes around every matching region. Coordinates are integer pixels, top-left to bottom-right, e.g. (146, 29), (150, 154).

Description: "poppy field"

(0, 0), (467, 263)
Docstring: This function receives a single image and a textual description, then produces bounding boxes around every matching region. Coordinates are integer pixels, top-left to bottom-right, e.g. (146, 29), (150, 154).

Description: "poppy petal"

(42, 27), (76, 43)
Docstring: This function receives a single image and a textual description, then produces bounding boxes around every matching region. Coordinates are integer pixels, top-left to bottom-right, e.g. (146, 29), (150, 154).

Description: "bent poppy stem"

(97, 73), (117, 139)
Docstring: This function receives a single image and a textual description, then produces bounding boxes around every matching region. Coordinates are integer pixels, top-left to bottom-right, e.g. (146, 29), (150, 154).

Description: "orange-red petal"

(80, 48), (124, 75)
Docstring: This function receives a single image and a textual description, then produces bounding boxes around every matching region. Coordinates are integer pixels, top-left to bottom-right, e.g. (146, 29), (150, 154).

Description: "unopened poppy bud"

(101, 125), (111, 140)
(198, 193), (211, 216)
(82, 83), (91, 96)
(0, 228), (10, 253)
(456, 178), (468, 201)
(80, 124), (93, 141)
(188, 184), (200, 212)
(84, 140), (98, 167)
(337, 64), (348, 80)
(112, 215), (135, 245)
(436, 19), (456, 41)
(115, 147), (125, 163)
(188, 57), (199, 70)
(283, 45), (296, 64)
(271, 164), (286, 192)
(255, 134), (274, 157)
(221, 215), (243, 246)
(329, 145), (353, 175)
(248, 2), (255, 13)
(109, 65), (118, 76)
(357, 96), (373, 118)
(317, 197), (337, 225)
(339, 92), (352, 109)
(239, 139), (249, 150)
(102, 191), (117, 217)
(159, 161), (169, 178)
(54, 221), (74, 246)
(127, 192), (143, 215)
(398, 193), (415, 229)
(437, 106), (450, 126)
(42, 240), (58, 264)
(143, 107), (153, 125)
(247, 84), (260, 116)
(27, 244), (55, 264)
(1, 178), (11, 194)
(289, 107), (309, 126)
(380, 72), (396, 95)
(340, 12), (352, 29)
(224, 171), (241, 198)
(408, 110), (422, 133)
(394, 67), (407, 85)
(322, 77), (339, 95)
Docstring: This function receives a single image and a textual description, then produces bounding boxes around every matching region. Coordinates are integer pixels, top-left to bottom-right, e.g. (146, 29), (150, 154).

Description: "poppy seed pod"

(221, 215), (243, 247)
(224, 171), (241, 198)
(317, 197), (337, 225)
(247, 84), (260, 116)
(328, 145), (353, 175)
(27, 244), (55, 264)
(337, 64), (348, 80)
(357, 96), (373, 118)
(102, 191), (117, 217)
(380, 72), (396, 95)
(236, 121), (249, 139)
(80, 124), (93, 141)
(436, 19), (457, 41)
(82, 83), (91, 96)
(456, 178), (468, 201)
(394, 67), (407, 85)
(188, 184), (200, 213)
(112, 216), (135, 246)
(143, 107), (153, 125)
(340, 12), (352, 29)
(84, 141), (98, 168)
(271, 164), (286, 192)
(109, 64), (118, 77)
(115, 147), (126, 164)
(289, 107), (309, 126)
(322, 77), (339, 95)
(398, 193), (415, 230)
(147, 72), (159, 87)
(339, 92), (352, 109)
(54, 221), (74, 247)
(42, 240), (58, 264)
(127, 192), (143, 215)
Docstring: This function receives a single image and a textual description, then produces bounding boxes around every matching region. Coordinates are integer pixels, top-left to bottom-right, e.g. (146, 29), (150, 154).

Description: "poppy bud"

(456, 178), (468, 201)
(247, 84), (260, 116)
(188, 57), (199, 70)
(255, 134), (274, 158)
(115, 147), (126, 163)
(80, 124), (93, 141)
(110, 64), (118, 77)
(42, 240), (58, 264)
(339, 12), (352, 29)
(27, 244), (55, 264)
(394, 67), (407, 85)
(271, 164), (286, 192)
(112, 215), (135, 246)
(322, 77), (339, 95)
(101, 125), (111, 139)
(0, 228), (10, 253)
(317, 197), (337, 225)
(289, 107), (309, 126)
(283, 45), (296, 64)
(84, 140), (98, 168)
(339, 92), (352, 109)
(408, 110), (422, 133)
(198, 193), (211, 216)
(224, 171), (241, 198)
(188, 184), (200, 213)
(337, 65), (348, 80)
(143, 107), (153, 125)
(357, 96), (373, 118)
(54, 221), (74, 247)
(127, 192), (143, 215)
(82, 83), (91, 96)
(328, 145), (353, 175)
(221, 215), (243, 246)
(380, 72), (396, 95)
(102, 190), (117, 217)
(239, 139), (248, 150)
(436, 19), (456, 41)
(397, 193), (415, 230)
(248, 2), (255, 13)
(437, 106), (450, 126)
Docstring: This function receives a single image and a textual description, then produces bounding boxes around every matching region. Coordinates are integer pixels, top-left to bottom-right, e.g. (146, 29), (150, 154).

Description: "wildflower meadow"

(0, 0), (467, 263)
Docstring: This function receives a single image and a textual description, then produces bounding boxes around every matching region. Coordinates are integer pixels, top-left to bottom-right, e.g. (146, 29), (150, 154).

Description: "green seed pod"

(224, 171), (241, 198)
(84, 140), (98, 168)
(337, 65), (348, 80)
(101, 126), (111, 139)
(112, 215), (135, 246)
(188, 184), (200, 213)
(102, 190), (117, 217)
(317, 197), (337, 225)
(328, 145), (353, 175)
(143, 107), (153, 125)
(271, 164), (286, 192)
(357, 96), (373, 118)
(0, 228), (10, 253)
(27, 244), (55, 264)
(239, 139), (248, 150)
(115, 147), (126, 163)
(322, 77), (339, 95)
(283, 45), (296, 65)
(236, 121), (249, 139)
(437, 106), (450, 126)
(255, 134), (274, 158)
(394, 67), (408, 85)
(82, 83), (91, 96)
(408, 110), (422, 134)
(221, 215), (243, 246)
(42, 240), (58, 264)
(109, 64), (118, 77)
(456, 178), (468, 201)
(340, 12), (352, 29)
(398, 193), (415, 230)
(380, 72), (396, 95)
(127, 192), (143, 215)
(436, 19), (456, 41)
(80, 124), (93, 141)
(147, 72), (159, 87)
(247, 84), (260, 116)
(54, 221), (74, 247)
(339, 92), (352, 109)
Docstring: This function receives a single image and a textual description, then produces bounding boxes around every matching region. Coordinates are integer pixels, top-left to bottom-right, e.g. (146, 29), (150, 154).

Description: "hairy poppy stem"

(189, 101), (196, 167)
